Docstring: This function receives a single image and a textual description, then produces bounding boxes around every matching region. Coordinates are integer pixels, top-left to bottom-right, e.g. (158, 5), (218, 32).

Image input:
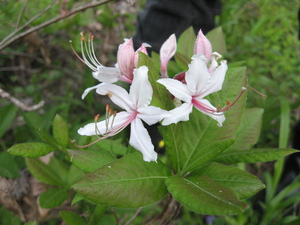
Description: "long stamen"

(80, 33), (97, 71)
(73, 111), (137, 149)
(247, 85), (267, 98)
(217, 87), (247, 112)
(94, 114), (103, 137)
(87, 33), (102, 67)
(69, 40), (86, 64)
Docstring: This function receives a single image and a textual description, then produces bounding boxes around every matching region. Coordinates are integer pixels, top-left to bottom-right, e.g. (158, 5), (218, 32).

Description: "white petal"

(138, 106), (171, 126)
(129, 118), (157, 162)
(162, 102), (193, 125)
(78, 111), (131, 136)
(185, 54), (211, 94)
(129, 66), (153, 108)
(203, 60), (228, 96)
(193, 98), (225, 127)
(157, 78), (193, 102)
(93, 66), (121, 83)
(96, 83), (135, 112)
(81, 83), (103, 99)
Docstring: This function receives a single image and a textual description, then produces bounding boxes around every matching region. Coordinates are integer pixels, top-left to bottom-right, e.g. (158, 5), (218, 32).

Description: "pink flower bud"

(160, 34), (177, 78)
(194, 29), (212, 62)
(134, 43), (150, 67)
(117, 38), (135, 82)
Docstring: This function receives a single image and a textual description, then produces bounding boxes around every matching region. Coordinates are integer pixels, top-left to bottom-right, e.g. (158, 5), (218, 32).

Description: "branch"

(0, 88), (45, 111)
(0, 0), (114, 52)
(0, 0), (57, 47)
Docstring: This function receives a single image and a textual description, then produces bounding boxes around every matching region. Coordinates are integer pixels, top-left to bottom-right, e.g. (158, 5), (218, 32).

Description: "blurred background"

(0, 0), (299, 224)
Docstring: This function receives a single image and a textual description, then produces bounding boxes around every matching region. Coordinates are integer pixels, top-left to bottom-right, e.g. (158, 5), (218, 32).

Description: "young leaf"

(161, 66), (247, 175)
(214, 148), (297, 164)
(166, 175), (247, 215)
(68, 149), (115, 173)
(0, 151), (20, 178)
(60, 211), (87, 225)
(39, 188), (69, 208)
(72, 152), (171, 208)
(194, 162), (265, 199)
(177, 26), (196, 58)
(8, 142), (56, 158)
(26, 158), (64, 187)
(0, 103), (17, 139)
(53, 114), (69, 148)
(206, 27), (227, 55)
(174, 52), (189, 71)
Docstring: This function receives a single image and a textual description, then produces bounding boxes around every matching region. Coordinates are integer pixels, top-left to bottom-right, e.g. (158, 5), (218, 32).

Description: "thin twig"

(0, 0), (57, 47)
(111, 207), (120, 225)
(0, 0), (114, 52)
(0, 88), (45, 111)
(16, 0), (29, 29)
(124, 208), (142, 225)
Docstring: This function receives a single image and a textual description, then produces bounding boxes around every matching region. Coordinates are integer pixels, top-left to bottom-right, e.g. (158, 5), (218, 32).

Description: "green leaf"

(60, 211), (87, 225)
(174, 52), (190, 71)
(71, 194), (85, 205)
(89, 205), (106, 225)
(39, 188), (69, 208)
(68, 149), (115, 172)
(26, 158), (64, 186)
(177, 26), (196, 58)
(72, 152), (171, 208)
(214, 148), (297, 164)
(0, 103), (17, 139)
(35, 128), (61, 149)
(0, 151), (20, 178)
(53, 114), (69, 148)
(67, 164), (84, 186)
(206, 27), (227, 55)
(0, 206), (21, 225)
(183, 139), (235, 173)
(195, 162), (265, 199)
(138, 52), (174, 110)
(225, 108), (264, 151)
(161, 66), (247, 174)
(8, 142), (56, 158)
(166, 175), (247, 215)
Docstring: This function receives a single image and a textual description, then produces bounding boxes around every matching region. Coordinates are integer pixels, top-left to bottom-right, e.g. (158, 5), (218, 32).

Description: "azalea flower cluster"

(73, 30), (228, 162)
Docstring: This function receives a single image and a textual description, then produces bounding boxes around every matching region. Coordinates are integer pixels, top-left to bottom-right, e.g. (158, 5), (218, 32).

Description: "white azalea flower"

(78, 66), (170, 162)
(157, 53), (228, 127)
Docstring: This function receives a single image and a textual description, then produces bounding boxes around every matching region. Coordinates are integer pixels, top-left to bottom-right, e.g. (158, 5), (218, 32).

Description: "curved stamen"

(217, 87), (247, 112)
(80, 34), (97, 71)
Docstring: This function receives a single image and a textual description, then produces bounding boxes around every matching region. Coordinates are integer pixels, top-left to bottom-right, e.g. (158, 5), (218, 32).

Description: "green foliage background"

(0, 0), (299, 224)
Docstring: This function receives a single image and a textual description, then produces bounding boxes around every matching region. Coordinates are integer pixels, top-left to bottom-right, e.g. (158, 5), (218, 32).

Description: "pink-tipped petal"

(194, 29), (212, 62)
(160, 34), (177, 77)
(193, 98), (225, 127)
(134, 43), (150, 67)
(130, 118), (157, 162)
